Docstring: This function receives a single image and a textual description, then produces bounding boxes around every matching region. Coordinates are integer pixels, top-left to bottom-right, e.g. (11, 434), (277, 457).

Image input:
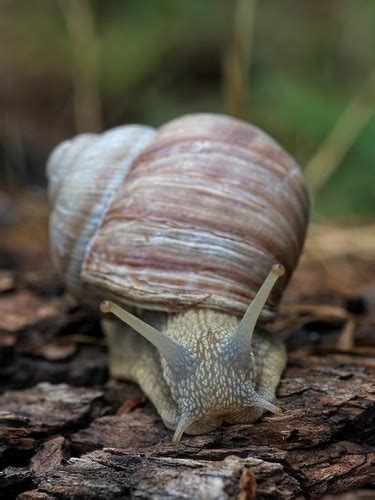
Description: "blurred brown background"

(0, 0), (374, 220)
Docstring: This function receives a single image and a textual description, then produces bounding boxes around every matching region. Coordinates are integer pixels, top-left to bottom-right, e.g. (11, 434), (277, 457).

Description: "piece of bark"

(30, 340), (78, 361)
(0, 330), (17, 367)
(0, 383), (106, 454)
(17, 492), (52, 500)
(34, 451), (302, 499)
(0, 345), (108, 391)
(0, 270), (16, 293)
(102, 379), (144, 411)
(24, 270), (63, 298)
(286, 441), (375, 497)
(323, 491), (375, 500)
(116, 395), (145, 415)
(30, 436), (68, 479)
(0, 290), (61, 332)
(1, 437), (67, 498)
(70, 412), (170, 454)
(0, 466), (33, 498)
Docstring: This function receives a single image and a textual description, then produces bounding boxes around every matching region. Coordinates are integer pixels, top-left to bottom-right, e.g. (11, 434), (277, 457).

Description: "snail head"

(101, 264), (284, 443)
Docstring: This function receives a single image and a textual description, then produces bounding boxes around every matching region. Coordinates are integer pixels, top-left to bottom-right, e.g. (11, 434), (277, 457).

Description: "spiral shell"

(47, 125), (156, 304)
(71, 113), (309, 315)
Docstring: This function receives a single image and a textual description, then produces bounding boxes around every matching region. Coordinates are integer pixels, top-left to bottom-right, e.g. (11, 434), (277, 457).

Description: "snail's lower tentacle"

(101, 316), (180, 429)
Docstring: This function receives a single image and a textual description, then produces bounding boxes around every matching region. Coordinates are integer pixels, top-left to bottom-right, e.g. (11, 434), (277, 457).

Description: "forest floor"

(0, 191), (374, 499)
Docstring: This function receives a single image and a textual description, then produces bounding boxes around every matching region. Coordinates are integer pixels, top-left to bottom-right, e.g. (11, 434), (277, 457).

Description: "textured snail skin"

(102, 309), (286, 439)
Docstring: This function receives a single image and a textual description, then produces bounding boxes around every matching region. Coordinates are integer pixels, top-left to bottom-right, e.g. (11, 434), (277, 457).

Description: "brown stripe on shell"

(82, 114), (309, 315)
(83, 220), (281, 314)
(123, 150), (308, 244)
(152, 113), (294, 170)
(107, 180), (298, 270)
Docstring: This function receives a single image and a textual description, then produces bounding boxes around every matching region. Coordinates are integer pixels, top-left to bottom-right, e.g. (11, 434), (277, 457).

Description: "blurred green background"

(0, 0), (374, 221)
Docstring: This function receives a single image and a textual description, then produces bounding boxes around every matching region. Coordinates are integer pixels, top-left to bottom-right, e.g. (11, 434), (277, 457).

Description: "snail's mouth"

(182, 415), (223, 436)
(174, 404), (267, 440)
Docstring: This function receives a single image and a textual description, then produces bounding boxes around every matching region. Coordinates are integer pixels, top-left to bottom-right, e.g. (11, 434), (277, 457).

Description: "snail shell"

(48, 113), (309, 316)
(47, 113), (310, 442)
(47, 125), (156, 304)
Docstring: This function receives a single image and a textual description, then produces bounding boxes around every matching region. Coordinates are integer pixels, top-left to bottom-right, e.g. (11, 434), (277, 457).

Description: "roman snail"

(47, 113), (309, 443)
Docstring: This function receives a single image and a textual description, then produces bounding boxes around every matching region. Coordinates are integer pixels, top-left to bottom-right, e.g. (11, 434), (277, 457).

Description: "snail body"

(47, 114), (309, 442)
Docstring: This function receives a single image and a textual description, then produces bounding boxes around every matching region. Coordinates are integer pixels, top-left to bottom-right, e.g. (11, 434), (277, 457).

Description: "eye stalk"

(236, 263), (285, 344)
(221, 264), (285, 367)
(100, 300), (195, 375)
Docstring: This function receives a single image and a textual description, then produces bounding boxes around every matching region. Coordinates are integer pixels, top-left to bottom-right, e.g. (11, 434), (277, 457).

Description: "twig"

(304, 70), (375, 197)
(60, 0), (102, 133)
(1, 116), (27, 188)
(279, 303), (349, 319)
(336, 317), (356, 351)
(223, 0), (257, 118)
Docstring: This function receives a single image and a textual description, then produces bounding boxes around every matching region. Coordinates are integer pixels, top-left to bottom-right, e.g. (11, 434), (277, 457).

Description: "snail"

(47, 113), (309, 443)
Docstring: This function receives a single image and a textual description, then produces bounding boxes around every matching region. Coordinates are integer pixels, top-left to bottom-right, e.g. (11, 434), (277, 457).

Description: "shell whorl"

(47, 133), (97, 205)
(47, 125), (156, 304)
(78, 113), (309, 316)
